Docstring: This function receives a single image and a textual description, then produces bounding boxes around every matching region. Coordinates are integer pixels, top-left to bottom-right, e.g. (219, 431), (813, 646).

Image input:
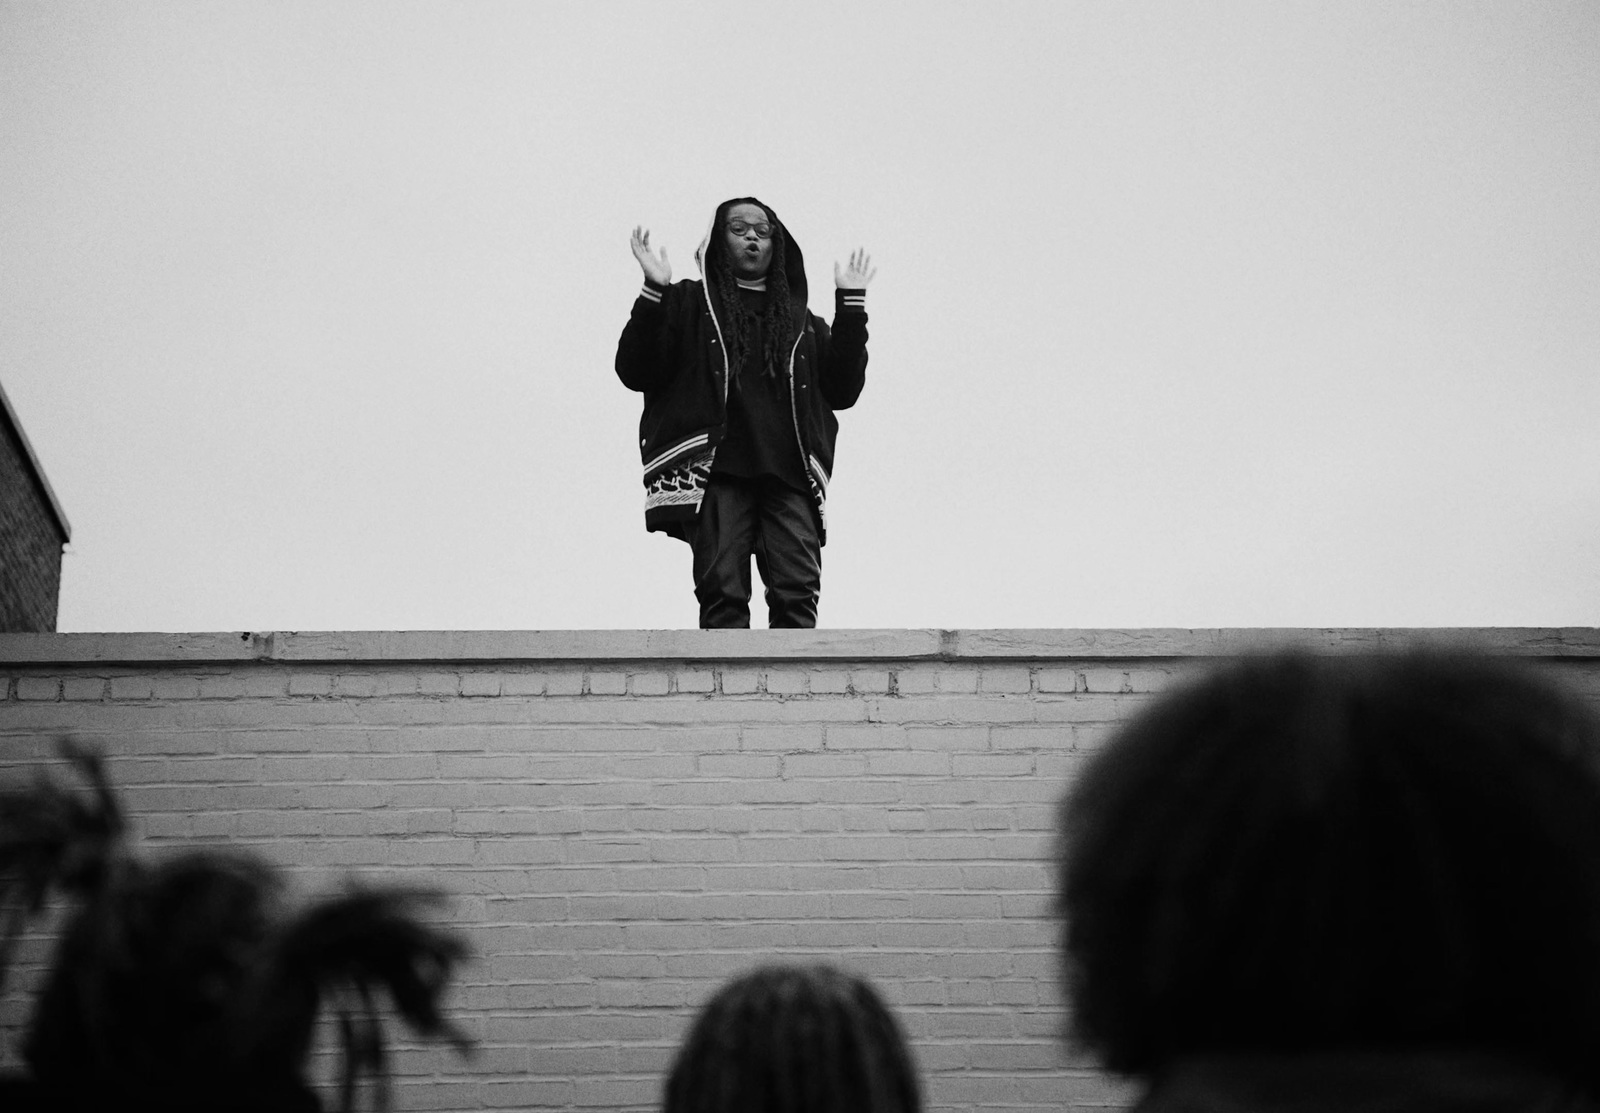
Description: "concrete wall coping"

(2, 628), (1598, 666)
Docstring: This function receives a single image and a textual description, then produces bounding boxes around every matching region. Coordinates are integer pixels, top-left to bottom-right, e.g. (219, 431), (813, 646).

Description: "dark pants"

(683, 475), (822, 629)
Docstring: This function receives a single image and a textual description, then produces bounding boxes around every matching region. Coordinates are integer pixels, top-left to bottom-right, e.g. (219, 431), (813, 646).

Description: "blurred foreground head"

(0, 745), (472, 1112)
(664, 963), (921, 1113)
(1057, 650), (1600, 1100)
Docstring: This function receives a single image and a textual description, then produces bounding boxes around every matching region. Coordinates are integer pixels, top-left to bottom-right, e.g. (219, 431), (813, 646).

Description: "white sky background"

(2, 1), (1597, 632)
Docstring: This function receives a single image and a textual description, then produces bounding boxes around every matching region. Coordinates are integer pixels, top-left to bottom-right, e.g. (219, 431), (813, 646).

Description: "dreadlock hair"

(1057, 650), (1600, 1097)
(0, 743), (473, 1113)
(663, 963), (922, 1113)
(0, 740), (123, 995)
(708, 203), (795, 380)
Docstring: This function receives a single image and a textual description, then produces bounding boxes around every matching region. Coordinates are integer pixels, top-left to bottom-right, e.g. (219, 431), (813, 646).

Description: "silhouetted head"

(664, 963), (921, 1113)
(24, 850), (309, 1108)
(2, 746), (472, 1112)
(1056, 650), (1600, 1095)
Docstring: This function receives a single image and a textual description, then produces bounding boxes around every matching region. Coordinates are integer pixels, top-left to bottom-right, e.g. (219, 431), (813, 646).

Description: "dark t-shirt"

(713, 287), (810, 492)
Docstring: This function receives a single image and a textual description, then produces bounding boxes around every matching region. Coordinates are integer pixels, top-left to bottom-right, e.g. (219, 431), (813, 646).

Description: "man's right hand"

(631, 226), (672, 285)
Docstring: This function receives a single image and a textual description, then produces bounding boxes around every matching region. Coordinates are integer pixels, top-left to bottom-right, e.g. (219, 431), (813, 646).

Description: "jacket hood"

(695, 196), (808, 309)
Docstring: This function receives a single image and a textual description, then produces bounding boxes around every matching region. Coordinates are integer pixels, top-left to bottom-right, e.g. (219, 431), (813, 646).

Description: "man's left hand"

(834, 248), (877, 289)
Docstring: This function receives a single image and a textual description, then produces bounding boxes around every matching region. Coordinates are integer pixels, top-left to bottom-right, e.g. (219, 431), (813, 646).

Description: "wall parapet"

(3, 627), (1598, 1112)
(3, 626), (1598, 666)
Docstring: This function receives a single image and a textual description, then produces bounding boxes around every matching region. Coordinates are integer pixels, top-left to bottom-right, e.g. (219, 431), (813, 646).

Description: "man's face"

(724, 203), (773, 280)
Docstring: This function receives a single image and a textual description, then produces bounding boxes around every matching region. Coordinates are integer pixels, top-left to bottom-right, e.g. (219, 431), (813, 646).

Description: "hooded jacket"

(615, 197), (868, 542)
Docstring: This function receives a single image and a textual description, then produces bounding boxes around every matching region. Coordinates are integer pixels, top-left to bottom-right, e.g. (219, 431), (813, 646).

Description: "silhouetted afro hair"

(1057, 650), (1600, 1093)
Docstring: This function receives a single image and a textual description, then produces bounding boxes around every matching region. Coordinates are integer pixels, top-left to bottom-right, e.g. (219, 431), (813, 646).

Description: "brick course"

(2, 628), (1598, 1112)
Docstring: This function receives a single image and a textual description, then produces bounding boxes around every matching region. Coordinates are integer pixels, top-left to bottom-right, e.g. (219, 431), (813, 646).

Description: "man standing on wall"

(616, 197), (875, 629)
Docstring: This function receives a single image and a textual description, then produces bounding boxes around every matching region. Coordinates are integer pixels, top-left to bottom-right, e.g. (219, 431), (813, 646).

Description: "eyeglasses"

(726, 220), (773, 239)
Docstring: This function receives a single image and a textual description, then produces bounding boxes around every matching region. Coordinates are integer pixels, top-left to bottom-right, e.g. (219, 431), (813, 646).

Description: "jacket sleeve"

(614, 279), (677, 393)
(814, 288), (868, 409)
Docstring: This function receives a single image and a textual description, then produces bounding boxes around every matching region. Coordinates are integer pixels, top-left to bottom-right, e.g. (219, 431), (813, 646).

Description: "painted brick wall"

(2, 628), (1597, 1112)
(0, 412), (67, 633)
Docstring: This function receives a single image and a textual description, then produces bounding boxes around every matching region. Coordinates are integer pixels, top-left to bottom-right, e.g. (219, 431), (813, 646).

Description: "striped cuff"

(638, 279), (667, 304)
(836, 288), (867, 313)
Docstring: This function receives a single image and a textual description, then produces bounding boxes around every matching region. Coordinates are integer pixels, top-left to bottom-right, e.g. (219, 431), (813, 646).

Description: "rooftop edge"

(0, 378), (70, 542)
(1, 628), (1597, 666)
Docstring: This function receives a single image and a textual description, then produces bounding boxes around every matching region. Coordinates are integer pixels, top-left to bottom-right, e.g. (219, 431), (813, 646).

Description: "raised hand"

(834, 248), (877, 290)
(630, 226), (672, 285)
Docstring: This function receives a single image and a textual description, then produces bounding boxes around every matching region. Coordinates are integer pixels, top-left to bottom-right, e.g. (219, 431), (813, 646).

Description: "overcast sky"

(3, 1), (1596, 632)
